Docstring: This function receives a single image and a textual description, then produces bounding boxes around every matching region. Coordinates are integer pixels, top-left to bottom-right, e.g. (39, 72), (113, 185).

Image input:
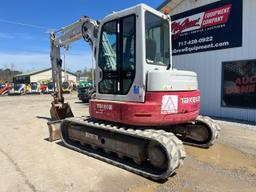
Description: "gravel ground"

(0, 94), (255, 192)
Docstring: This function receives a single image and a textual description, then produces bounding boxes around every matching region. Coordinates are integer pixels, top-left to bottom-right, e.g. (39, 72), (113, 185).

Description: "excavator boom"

(49, 16), (99, 121)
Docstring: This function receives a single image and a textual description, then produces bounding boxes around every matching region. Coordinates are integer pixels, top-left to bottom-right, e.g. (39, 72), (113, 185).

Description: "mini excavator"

(48, 4), (220, 180)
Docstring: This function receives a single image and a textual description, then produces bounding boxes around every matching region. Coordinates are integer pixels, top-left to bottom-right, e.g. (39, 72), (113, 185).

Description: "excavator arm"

(49, 16), (99, 121)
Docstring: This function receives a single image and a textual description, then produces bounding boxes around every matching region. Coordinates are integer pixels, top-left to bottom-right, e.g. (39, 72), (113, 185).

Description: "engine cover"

(147, 69), (198, 92)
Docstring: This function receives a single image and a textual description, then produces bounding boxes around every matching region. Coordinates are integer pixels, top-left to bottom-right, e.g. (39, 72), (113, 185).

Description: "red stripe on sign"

(201, 4), (232, 28)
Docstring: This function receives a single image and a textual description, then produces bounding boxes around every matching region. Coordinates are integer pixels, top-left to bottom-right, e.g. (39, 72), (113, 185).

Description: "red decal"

(201, 4), (232, 28)
(172, 18), (201, 39)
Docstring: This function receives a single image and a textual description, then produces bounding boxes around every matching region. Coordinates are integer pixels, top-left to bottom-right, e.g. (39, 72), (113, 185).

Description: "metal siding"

(170, 0), (220, 15)
(30, 69), (77, 83)
(31, 70), (52, 82)
(171, 0), (256, 122)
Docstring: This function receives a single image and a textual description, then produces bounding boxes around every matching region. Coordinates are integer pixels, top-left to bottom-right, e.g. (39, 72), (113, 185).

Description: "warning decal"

(161, 95), (178, 114)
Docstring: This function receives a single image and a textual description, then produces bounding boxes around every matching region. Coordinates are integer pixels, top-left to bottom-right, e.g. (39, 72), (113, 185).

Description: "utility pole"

(91, 51), (95, 86)
(63, 46), (69, 82)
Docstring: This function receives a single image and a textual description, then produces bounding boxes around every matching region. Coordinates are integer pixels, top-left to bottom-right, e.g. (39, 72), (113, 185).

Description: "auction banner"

(222, 59), (256, 109)
(171, 0), (242, 55)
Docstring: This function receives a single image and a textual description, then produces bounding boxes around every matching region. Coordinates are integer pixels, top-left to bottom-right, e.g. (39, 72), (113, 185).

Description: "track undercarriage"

(49, 115), (220, 180)
(166, 115), (221, 148)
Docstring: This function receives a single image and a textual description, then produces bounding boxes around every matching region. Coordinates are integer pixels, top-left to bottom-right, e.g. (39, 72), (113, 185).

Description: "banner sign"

(171, 0), (242, 55)
(222, 60), (256, 109)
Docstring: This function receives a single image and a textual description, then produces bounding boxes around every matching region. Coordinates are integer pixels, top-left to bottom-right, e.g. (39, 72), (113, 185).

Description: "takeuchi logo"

(172, 18), (201, 39)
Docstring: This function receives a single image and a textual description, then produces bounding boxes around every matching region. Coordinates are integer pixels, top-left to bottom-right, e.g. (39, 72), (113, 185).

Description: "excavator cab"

(95, 5), (170, 102)
(49, 3), (197, 130)
(90, 4), (199, 126)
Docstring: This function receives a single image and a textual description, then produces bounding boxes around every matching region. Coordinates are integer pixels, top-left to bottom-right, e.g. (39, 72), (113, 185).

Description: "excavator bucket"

(48, 102), (74, 142)
(50, 102), (74, 120)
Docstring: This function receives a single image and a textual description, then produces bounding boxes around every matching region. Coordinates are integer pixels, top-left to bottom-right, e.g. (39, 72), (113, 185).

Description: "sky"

(0, 0), (163, 73)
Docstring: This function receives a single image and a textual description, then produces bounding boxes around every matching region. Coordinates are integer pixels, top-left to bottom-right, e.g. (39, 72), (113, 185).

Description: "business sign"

(171, 0), (242, 55)
(222, 60), (256, 109)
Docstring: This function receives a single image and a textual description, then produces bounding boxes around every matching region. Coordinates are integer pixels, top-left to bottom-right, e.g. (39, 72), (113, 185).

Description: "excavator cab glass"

(145, 11), (170, 66)
(98, 15), (136, 95)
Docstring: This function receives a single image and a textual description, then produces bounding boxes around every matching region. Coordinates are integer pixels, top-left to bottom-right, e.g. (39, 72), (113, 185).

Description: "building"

(13, 68), (77, 84)
(158, 0), (256, 121)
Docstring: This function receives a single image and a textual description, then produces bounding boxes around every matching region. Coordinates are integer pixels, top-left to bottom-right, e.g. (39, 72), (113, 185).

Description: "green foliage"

(76, 68), (95, 84)
(0, 68), (22, 82)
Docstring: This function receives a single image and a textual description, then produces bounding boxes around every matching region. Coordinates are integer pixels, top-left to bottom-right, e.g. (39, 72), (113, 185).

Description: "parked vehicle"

(29, 82), (42, 94)
(9, 83), (26, 95)
(78, 80), (91, 88)
(47, 82), (54, 93)
(77, 85), (96, 102)
(62, 81), (73, 93)
(39, 80), (50, 94)
(26, 84), (31, 93)
(0, 83), (12, 95)
(40, 84), (48, 94)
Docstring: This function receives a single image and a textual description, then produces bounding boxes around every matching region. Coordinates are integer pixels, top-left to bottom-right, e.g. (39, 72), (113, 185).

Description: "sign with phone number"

(171, 0), (242, 55)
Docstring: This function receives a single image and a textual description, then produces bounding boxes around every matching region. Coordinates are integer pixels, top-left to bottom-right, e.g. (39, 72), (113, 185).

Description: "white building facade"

(159, 0), (256, 121)
(14, 68), (77, 84)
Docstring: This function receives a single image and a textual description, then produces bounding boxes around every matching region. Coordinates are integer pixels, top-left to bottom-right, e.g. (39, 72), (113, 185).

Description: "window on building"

(222, 60), (256, 108)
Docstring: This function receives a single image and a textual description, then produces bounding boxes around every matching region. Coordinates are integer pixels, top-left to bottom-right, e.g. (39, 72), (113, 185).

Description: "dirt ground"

(0, 94), (255, 192)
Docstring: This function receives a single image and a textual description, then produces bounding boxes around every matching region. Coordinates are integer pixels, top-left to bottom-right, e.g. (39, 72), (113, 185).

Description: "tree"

(0, 64), (22, 82)
(75, 68), (95, 83)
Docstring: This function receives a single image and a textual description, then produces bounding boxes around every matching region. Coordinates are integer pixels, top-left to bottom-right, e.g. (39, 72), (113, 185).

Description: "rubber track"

(183, 115), (221, 148)
(60, 117), (186, 180)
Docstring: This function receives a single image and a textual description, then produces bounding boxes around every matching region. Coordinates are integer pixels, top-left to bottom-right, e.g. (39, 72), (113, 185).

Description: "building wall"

(30, 70), (77, 83)
(169, 0), (256, 121)
(13, 76), (30, 84)
(170, 0), (220, 15)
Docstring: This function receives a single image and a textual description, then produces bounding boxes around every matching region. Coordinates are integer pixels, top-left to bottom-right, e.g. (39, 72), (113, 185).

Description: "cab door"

(97, 15), (136, 96)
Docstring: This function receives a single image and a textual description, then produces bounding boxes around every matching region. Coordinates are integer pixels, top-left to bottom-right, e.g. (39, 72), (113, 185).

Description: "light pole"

(63, 45), (69, 82)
